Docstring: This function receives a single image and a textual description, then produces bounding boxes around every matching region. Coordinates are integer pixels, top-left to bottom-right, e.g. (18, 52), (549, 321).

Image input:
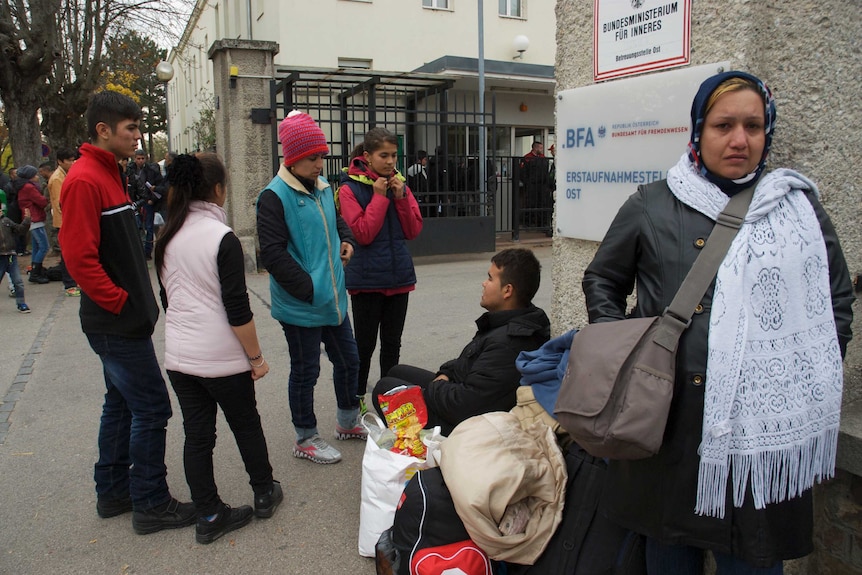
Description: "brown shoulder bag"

(554, 181), (754, 459)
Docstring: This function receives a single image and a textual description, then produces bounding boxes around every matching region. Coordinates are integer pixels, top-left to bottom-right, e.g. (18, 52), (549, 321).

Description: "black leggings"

(350, 292), (410, 395)
(168, 370), (274, 517)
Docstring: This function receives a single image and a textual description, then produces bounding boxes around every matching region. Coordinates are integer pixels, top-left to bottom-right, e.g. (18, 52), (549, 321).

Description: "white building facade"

(167, 0), (557, 160)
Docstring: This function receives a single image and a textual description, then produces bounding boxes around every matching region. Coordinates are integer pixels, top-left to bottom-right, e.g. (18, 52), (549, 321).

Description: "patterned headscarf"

(687, 71), (776, 193)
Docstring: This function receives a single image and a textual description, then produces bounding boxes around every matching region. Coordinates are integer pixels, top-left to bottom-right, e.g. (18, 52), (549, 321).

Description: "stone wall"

(554, 1), (862, 572)
(208, 39), (279, 272)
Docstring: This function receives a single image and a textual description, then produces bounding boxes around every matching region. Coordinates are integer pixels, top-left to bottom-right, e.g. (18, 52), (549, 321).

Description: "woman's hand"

(373, 176), (389, 196)
(390, 177), (405, 199)
(340, 241), (354, 266)
(251, 358), (269, 381)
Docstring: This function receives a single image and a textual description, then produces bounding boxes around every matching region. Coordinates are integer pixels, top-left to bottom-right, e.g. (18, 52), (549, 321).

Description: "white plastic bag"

(357, 413), (443, 557)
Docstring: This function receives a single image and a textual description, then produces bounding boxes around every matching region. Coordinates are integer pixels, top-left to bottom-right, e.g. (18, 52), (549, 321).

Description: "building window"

(499, 0), (522, 18)
(423, 0), (449, 9)
(338, 57), (372, 69)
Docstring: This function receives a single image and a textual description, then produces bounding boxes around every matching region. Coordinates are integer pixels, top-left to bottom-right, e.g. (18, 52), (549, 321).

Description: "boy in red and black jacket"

(60, 91), (195, 535)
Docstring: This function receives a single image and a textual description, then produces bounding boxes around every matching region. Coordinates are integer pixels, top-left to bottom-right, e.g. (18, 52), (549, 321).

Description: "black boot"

(29, 263), (50, 284)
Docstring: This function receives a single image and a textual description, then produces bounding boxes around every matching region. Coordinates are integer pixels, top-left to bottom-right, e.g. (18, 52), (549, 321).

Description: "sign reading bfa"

(555, 62), (730, 242)
(594, 0), (692, 82)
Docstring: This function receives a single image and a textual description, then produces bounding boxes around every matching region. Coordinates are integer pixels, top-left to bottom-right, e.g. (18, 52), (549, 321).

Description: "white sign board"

(594, 0), (691, 82)
(555, 62), (730, 241)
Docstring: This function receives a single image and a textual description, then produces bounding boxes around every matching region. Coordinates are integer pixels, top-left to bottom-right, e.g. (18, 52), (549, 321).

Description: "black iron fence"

(270, 69), (553, 240)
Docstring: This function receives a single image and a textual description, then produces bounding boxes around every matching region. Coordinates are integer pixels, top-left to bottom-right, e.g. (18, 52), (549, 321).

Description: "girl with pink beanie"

(256, 111), (364, 465)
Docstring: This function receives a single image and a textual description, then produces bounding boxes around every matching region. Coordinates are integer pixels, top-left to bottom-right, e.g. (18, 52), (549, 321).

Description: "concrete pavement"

(0, 244), (552, 575)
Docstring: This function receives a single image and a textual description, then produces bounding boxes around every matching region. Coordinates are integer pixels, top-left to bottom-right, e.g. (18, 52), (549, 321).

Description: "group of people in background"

(0, 149), (82, 315)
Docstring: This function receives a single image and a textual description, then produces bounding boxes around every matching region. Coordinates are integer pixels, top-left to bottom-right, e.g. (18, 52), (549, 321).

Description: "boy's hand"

(24, 208), (31, 218)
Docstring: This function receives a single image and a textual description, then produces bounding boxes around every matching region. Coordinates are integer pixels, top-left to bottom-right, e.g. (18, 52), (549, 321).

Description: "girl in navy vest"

(338, 128), (423, 412)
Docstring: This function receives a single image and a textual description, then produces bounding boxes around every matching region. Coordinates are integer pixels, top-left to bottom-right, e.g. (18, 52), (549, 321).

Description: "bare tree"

(0, 0), (192, 165)
(41, 0), (191, 152)
(0, 0), (61, 167)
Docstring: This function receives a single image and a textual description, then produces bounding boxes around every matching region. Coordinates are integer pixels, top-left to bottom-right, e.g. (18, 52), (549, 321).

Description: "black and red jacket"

(60, 143), (159, 338)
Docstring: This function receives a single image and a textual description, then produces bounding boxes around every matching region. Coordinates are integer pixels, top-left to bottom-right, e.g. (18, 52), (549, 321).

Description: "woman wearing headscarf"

(583, 71), (854, 573)
(257, 111), (363, 466)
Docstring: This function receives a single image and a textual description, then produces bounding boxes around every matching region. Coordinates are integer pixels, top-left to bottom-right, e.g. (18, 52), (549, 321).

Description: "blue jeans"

(142, 203), (155, 256)
(86, 334), (173, 510)
(0, 254), (25, 305)
(279, 318), (360, 440)
(30, 226), (48, 265)
(646, 539), (783, 575)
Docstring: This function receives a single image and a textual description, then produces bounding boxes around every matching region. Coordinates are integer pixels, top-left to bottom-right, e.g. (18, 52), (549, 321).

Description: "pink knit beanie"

(279, 110), (329, 167)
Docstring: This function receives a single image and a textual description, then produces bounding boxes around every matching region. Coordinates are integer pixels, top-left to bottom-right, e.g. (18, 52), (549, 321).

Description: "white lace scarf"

(666, 155), (842, 519)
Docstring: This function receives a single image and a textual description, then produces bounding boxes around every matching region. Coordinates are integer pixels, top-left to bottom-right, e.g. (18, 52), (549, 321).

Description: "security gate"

(269, 68), (504, 256)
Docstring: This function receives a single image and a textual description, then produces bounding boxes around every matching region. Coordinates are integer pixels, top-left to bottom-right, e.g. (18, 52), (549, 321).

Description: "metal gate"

(269, 68), (505, 254)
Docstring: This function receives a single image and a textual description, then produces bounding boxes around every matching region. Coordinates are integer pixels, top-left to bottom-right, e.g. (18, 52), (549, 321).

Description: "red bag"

(410, 540), (492, 575)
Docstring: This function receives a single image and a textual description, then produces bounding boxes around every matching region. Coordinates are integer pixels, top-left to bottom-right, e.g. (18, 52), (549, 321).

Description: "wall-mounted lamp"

(513, 35), (530, 60)
(229, 65), (239, 89)
(519, 102), (528, 112)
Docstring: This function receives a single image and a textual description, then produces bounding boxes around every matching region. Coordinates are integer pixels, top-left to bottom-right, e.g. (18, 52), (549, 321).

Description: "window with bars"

(499, 0), (522, 18)
(422, 0), (449, 9)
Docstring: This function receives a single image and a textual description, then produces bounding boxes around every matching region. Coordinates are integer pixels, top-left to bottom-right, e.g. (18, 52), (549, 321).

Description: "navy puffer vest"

(343, 179), (416, 291)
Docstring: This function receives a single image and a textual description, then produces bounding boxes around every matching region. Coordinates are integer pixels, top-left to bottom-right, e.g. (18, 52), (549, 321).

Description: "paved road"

(0, 245), (552, 575)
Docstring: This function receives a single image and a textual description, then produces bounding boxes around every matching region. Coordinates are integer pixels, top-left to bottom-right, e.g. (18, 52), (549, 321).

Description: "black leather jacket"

(582, 179), (854, 566)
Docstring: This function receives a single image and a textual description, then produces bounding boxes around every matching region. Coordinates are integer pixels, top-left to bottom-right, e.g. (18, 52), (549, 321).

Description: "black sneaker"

(132, 497), (196, 535)
(254, 481), (284, 519)
(196, 503), (253, 544)
(96, 495), (133, 518)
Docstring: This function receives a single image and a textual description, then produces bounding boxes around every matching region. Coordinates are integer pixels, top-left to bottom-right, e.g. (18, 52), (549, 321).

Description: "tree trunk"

(5, 92), (43, 168)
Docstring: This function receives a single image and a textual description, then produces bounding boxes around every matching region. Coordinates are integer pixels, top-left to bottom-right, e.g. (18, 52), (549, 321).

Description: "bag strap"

(653, 182), (756, 352)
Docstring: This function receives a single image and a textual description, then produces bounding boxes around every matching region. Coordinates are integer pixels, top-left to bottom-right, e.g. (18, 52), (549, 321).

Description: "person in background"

(39, 161), (61, 255)
(158, 151), (178, 225)
(257, 110), (363, 465)
(519, 141), (551, 231)
(406, 150), (430, 217)
(0, 204), (31, 313)
(127, 149), (165, 260)
(47, 148), (80, 296)
(60, 91), (195, 535)
(0, 183), (12, 298)
(339, 127), (423, 413)
(118, 157), (130, 194)
(7, 167), (29, 256)
(156, 153), (282, 544)
(14, 165), (50, 284)
(582, 71), (855, 574)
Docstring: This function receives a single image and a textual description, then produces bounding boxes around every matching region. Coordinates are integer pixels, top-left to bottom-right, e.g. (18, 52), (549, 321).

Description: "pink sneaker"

(334, 423), (368, 441)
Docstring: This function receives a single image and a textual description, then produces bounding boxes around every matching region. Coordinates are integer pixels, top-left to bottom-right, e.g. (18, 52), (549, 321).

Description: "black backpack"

(391, 467), (472, 574)
(506, 443), (646, 575)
